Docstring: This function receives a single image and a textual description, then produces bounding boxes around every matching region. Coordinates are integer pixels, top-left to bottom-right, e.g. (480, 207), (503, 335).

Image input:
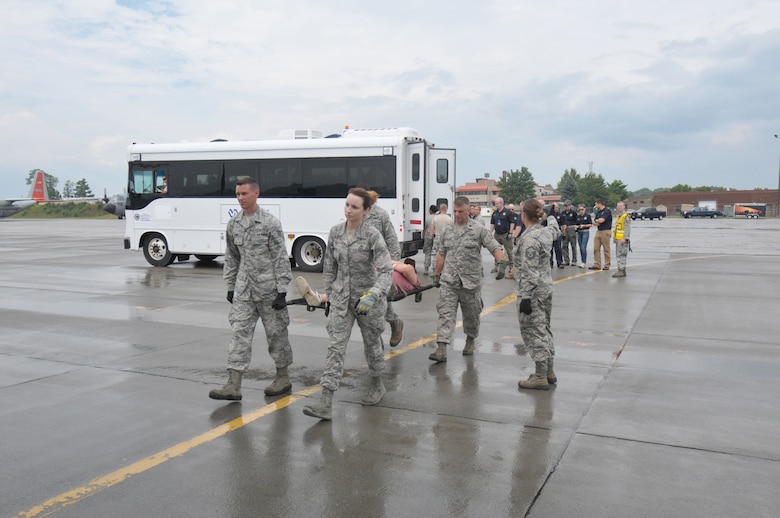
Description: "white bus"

(123, 127), (455, 270)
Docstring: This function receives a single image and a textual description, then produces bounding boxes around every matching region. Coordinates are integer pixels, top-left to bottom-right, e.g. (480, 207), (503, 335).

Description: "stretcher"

(286, 283), (436, 312)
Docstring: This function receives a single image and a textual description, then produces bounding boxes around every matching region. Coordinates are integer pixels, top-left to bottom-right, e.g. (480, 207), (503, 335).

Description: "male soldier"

(612, 201), (631, 277)
(561, 201), (578, 266)
(209, 177), (293, 401)
(490, 197), (515, 278)
(430, 196), (506, 362)
(422, 204), (438, 275)
(360, 186), (404, 347)
(430, 202), (451, 252)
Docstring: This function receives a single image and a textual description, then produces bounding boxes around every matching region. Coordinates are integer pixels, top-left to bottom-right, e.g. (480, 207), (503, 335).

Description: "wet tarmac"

(1, 217), (779, 518)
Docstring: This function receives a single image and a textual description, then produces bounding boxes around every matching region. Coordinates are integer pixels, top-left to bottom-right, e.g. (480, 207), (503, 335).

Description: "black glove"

(226, 291), (234, 304)
(271, 292), (287, 310)
(519, 298), (532, 315)
(324, 301), (330, 317)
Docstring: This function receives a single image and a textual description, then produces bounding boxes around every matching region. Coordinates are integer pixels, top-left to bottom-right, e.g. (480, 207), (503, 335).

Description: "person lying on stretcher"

(296, 258), (421, 306)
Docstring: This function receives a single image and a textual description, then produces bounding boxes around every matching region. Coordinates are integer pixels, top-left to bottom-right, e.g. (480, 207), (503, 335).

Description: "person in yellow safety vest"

(612, 201), (631, 278)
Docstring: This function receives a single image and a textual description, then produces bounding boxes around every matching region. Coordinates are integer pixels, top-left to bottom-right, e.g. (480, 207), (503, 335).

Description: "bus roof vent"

(278, 129), (323, 139)
(342, 127), (421, 139)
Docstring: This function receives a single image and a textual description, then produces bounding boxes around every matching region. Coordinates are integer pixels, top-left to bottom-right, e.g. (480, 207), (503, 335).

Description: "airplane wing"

(0, 198), (36, 218)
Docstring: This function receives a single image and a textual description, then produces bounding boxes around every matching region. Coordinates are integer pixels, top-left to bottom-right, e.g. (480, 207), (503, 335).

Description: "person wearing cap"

(561, 201), (578, 266)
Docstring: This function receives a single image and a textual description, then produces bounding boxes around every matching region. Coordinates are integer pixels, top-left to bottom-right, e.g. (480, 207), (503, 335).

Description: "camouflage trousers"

(423, 236), (434, 270)
(562, 227), (578, 265)
(517, 292), (555, 363)
(227, 295), (293, 372)
(436, 279), (483, 345)
(321, 295), (387, 392)
(386, 299), (400, 325)
(494, 232), (514, 266)
(615, 240), (629, 271)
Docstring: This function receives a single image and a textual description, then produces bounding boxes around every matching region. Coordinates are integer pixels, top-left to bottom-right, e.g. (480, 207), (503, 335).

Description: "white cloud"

(2, 0), (780, 198)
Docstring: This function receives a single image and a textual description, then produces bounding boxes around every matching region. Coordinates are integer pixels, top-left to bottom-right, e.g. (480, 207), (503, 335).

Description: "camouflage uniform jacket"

(322, 221), (394, 308)
(364, 204), (401, 261)
(514, 216), (561, 300)
(438, 218), (502, 290)
(224, 209), (292, 298)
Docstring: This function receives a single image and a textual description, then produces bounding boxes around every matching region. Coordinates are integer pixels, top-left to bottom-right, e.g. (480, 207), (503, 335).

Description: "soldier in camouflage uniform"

(303, 188), (394, 421)
(429, 196), (506, 363)
(209, 177), (293, 401)
(514, 199), (561, 390)
(362, 188), (405, 347)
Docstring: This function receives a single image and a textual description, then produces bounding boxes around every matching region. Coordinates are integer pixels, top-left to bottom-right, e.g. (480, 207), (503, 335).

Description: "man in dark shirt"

(548, 202), (565, 268)
(490, 197), (515, 277)
(590, 198), (613, 270)
(561, 201), (578, 266)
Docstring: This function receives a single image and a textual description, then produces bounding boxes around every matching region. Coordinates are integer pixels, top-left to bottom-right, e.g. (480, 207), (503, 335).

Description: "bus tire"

(294, 237), (326, 272)
(195, 254), (218, 262)
(142, 233), (174, 267)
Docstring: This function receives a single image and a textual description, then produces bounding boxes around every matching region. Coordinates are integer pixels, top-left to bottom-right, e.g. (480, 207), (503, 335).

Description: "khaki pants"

(593, 229), (611, 268)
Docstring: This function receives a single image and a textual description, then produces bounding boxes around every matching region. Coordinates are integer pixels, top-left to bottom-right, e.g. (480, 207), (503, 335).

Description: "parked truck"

(631, 206), (666, 220)
(683, 206), (724, 218)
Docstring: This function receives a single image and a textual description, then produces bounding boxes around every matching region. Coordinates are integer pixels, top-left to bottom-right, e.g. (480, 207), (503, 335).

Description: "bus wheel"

(143, 233), (174, 267)
(294, 237), (326, 272)
(195, 254), (217, 262)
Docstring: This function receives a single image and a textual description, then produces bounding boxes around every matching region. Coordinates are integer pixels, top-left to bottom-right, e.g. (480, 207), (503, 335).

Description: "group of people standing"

(208, 176), (630, 420)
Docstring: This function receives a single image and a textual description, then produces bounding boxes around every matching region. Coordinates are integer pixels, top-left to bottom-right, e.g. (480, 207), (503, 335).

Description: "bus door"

(427, 147), (455, 214)
(404, 142), (427, 254)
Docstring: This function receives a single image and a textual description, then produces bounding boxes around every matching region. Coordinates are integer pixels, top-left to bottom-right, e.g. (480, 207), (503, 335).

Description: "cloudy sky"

(2, 0), (780, 199)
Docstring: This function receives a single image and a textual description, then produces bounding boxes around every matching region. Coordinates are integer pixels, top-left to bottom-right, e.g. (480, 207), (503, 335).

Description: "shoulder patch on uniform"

(525, 247), (538, 260)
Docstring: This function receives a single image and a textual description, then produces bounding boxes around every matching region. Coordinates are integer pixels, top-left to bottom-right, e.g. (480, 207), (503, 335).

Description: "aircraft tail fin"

(29, 171), (49, 202)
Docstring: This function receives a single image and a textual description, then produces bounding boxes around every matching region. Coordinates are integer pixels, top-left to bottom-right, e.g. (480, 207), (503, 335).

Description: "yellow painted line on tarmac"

(14, 386), (321, 518)
(17, 254), (727, 517)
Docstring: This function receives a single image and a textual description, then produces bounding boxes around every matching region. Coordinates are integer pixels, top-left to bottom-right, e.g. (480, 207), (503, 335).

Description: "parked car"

(683, 207), (724, 218)
(631, 207), (666, 220)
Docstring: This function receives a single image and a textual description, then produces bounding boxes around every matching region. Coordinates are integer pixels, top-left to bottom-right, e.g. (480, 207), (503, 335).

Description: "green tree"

(576, 172), (609, 207)
(74, 178), (94, 198)
(496, 167), (536, 204)
(607, 179), (630, 207)
(556, 168), (580, 203)
(669, 184), (692, 192)
(25, 169), (61, 199)
(631, 187), (653, 197)
(62, 180), (75, 198)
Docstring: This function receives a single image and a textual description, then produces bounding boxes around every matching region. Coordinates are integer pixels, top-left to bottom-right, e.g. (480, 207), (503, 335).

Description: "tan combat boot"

(389, 319), (404, 347)
(209, 369), (243, 400)
(547, 358), (557, 384)
(361, 376), (386, 406)
(462, 336), (476, 356)
(264, 365), (292, 396)
(303, 388), (334, 420)
(429, 342), (447, 363)
(519, 361), (550, 390)
(612, 270), (626, 278)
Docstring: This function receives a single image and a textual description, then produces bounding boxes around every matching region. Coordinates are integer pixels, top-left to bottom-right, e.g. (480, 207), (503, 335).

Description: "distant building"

(653, 189), (779, 216)
(456, 177), (502, 208)
(535, 184), (556, 197)
(625, 195), (654, 210)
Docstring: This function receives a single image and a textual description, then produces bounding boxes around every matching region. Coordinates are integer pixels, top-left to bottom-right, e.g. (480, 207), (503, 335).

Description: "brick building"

(653, 190), (779, 216)
(455, 177), (502, 208)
